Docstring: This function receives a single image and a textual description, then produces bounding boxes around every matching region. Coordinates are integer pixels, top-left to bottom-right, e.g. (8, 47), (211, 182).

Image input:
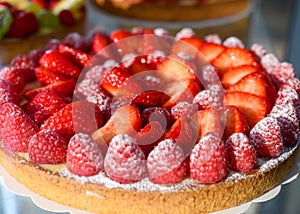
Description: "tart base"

(0, 144), (299, 214)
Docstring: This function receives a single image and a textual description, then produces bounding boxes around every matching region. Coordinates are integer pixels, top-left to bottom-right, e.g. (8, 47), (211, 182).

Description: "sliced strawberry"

(58, 44), (92, 68)
(100, 66), (142, 97)
(24, 79), (76, 99)
(212, 47), (258, 74)
(28, 130), (68, 164)
(127, 55), (162, 74)
(142, 29), (172, 55)
(67, 133), (104, 176)
(171, 36), (204, 59)
(250, 116), (283, 158)
(110, 29), (140, 56)
(40, 101), (104, 140)
(10, 55), (36, 82)
(135, 121), (165, 156)
(199, 42), (226, 62)
(224, 91), (271, 128)
(0, 102), (38, 152)
(147, 139), (187, 184)
(225, 133), (257, 172)
(39, 50), (81, 79)
(194, 107), (223, 140)
(92, 33), (118, 60)
(92, 105), (142, 147)
(189, 132), (228, 184)
(219, 105), (250, 141)
(35, 66), (68, 86)
(132, 90), (170, 108)
(0, 66), (25, 94)
(221, 65), (260, 88)
(104, 134), (147, 184)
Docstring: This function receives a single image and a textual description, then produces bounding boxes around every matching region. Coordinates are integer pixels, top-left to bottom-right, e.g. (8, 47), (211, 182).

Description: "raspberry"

(10, 55), (36, 82)
(270, 100), (299, 146)
(204, 34), (222, 44)
(189, 132), (228, 184)
(171, 101), (198, 120)
(250, 117), (283, 158)
(223, 36), (244, 48)
(0, 102), (38, 152)
(104, 134), (147, 184)
(147, 139), (187, 184)
(63, 32), (88, 52)
(201, 64), (220, 84)
(225, 133), (257, 172)
(0, 79), (20, 106)
(250, 43), (267, 59)
(175, 28), (195, 39)
(0, 66), (25, 94)
(28, 130), (68, 164)
(67, 133), (104, 176)
(193, 89), (223, 110)
(141, 107), (173, 130)
(74, 79), (101, 99)
(45, 39), (61, 50)
(272, 62), (295, 88)
(285, 78), (300, 96)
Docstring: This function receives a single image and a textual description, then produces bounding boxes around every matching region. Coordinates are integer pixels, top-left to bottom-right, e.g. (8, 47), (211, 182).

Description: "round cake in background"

(0, 0), (86, 65)
(94, 0), (252, 41)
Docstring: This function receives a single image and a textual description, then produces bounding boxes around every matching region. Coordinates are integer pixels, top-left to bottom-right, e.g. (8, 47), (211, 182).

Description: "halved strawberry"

(92, 33), (119, 60)
(212, 47), (258, 74)
(199, 42), (226, 62)
(24, 79), (76, 99)
(221, 65), (260, 88)
(35, 66), (68, 86)
(171, 36), (204, 59)
(127, 55), (162, 74)
(39, 49), (81, 79)
(58, 44), (92, 68)
(132, 90), (170, 108)
(224, 91), (271, 128)
(142, 29), (172, 55)
(92, 105), (142, 147)
(11, 55), (37, 82)
(194, 107), (223, 141)
(219, 105), (250, 141)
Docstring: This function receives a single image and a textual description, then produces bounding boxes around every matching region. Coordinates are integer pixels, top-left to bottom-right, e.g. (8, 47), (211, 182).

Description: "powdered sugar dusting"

(223, 36), (244, 48)
(204, 34), (222, 44)
(175, 28), (195, 39)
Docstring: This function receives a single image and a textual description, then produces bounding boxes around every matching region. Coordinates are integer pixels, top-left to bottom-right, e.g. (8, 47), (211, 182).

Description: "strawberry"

(171, 101), (198, 120)
(270, 100), (299, 146)
(132, 90), (170, 108)
(147, 139), (187, 184)
(58, 44), (92, 68)
(0, 79), (20, 106)
(127, 55), (162, 75)
(250, 117), (283, 158)
(92, 105), (142, 146)
(67, 133), (104, 176)
(24, 79), (76, 99)
(104, 134), (147, 184)
(221, 65), (260, 88)
(219, 105), (249, 141)
(193, 89), (223, 110)
(135, 121), (165, 156)
(39, 50), (81, 79)
(225, 133), (257, 172)
(28, 130), (68, 164)
(5, 10), (39, 38)
(0, 66), (25, 94)
(165, 117), (198, 156)
(100, 66), (142, 97)
(110, 29), (140, 56)
(189, 132), (228, 184)
(199, 42), (226, 62)
(10, 55), (37, 82)
(171, 36), (204, 59)
(194, 107), (223, 140)
(32, 0), (48, 9)
(35, 66), (68, 86)
(142, 29), (172, 55)
(0, 102), (38, 152)
(40, 101), (104, 140)
(226, 71), (277, 106)
(141, 107), (173, 130)
(92, 33), (118, 60)
(224, 91), (271, 128)
(22, 90), (67, 126)
(212, 47), (258, 74)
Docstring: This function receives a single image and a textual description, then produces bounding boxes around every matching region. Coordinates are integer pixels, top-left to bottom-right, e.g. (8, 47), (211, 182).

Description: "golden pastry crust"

(0, 144), (299, 214)
(94, 0), (251, 21)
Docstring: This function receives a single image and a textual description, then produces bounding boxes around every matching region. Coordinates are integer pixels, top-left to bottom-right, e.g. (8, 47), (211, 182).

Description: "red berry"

(250, 117), (283, 158)
(0, 66), (25, 94)
(193, 89), (223, 110)
(67, 133), (104, 176)
(63, 32), (88, 52)
(0, 79), (20, 106)
(189, 132), (228, 184)
(147, 139), (186, 184)
(225, 133), (257, 172)
(59, 9), (75, 27)
(171, 101), (198, 120)
(28, 130), (68, 164)
(11, 55), (37, 82)
(0, 102), (38, 152)
(141, 107), (173, 130)
(104, 134), (147, 184)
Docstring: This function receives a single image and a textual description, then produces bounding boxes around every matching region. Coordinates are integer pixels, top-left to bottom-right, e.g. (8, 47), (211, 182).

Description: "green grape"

(37, 10), (61, 30)
(0, 6), (13, 40)
(52, 0), (85, 15)
(25, 3), (43, 16)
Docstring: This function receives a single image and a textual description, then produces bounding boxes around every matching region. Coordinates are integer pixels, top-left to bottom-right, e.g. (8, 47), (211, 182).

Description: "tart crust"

(0, 144), (299, 214)
(94, 0), (251, 22)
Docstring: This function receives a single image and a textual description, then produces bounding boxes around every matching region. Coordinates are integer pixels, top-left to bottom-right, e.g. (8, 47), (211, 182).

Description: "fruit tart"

(0, 0), (86, 65)
(0, 27), (300, 214)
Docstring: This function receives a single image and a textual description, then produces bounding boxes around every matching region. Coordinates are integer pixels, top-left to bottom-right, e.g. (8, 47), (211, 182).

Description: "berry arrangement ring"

(0, 27), (300, 214)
